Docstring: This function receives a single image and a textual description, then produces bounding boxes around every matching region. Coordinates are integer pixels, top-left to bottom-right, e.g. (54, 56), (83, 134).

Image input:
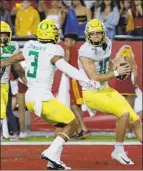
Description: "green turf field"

(3, 135), (138, 142)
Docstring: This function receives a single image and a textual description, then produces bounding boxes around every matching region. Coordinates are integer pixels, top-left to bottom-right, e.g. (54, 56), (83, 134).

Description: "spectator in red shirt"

(117, 0), (132, 35)
(63, 33), (90, 139)
(126, 0), (143, 36)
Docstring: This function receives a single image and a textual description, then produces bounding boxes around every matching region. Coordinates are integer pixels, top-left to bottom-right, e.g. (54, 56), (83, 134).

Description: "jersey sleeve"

(51, 44), (65, 57)
(7, 41), (20, 55)
(78, 43), (95, 60)
(48, 44), (65, 61)
(22, 41), (31, 59)
(106, 38), (112, 55)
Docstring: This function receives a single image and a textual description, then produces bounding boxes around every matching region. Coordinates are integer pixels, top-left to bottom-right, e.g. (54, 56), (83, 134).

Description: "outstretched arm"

(51, 56), (91, 83)
(0, 51), (24, 68)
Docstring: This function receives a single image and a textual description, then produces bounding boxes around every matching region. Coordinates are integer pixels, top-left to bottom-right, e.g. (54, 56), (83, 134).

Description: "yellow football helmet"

(85, 19), (106, 46)
(0, 21), (12, 46)
(37, 19), (60, 43)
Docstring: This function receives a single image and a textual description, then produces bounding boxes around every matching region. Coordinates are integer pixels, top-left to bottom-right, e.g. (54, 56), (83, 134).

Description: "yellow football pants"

(83, 87), (139, 124)
(26, 98), (75, 125)
(0, 84), (9, 119)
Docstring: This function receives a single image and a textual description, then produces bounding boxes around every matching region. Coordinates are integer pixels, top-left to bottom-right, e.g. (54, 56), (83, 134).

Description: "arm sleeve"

(48, 44), (65, 62)
(55, 59), (89, 83)
(53, 45), (65, 57)
(13, 42), (20, 54)
(8, 41), (20, 55)
(22, 41), (30, 59)
(49, 44), (65, 60)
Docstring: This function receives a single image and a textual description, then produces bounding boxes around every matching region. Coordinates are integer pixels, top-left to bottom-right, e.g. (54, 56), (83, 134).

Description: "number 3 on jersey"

(27, 50), (39, 78)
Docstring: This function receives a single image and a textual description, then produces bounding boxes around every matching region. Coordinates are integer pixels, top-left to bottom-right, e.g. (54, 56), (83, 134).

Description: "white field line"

(1, 141), (141, 146)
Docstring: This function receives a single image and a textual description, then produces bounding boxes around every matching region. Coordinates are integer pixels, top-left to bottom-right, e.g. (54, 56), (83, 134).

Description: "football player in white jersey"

(0, 21), (26, 128)
(78, 19), (142, 165)
(0, 19), (97, 170)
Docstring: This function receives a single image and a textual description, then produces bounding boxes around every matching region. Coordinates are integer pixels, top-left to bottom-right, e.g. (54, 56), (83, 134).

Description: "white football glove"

(88, 80), (101, 90)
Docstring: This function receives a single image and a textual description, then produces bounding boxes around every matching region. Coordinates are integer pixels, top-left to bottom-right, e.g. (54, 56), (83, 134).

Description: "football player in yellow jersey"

(0, 21), (26, 128)
(78, 19), (142, 165)
(0, 19), (97, 170)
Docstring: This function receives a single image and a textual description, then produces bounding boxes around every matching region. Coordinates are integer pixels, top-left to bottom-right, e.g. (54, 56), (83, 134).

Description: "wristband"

(113, 70), (119, 77)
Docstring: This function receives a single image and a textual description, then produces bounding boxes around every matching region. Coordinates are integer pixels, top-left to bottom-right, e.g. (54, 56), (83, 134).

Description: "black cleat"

(72, 130), (90, 139)
(47, 166), (64, 170)
(47, 166), (57, 170)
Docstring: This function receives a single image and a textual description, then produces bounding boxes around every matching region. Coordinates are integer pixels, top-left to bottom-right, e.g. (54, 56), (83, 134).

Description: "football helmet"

(0, 21), (12, 46)
(85, 19), (106, 46)
(37, 19), (60, 43)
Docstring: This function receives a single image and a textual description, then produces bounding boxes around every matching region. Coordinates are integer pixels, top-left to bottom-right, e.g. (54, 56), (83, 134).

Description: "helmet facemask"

(0, 21), (12, 46)
(85, 19), (106, 46)
(86, 31), (105, 46)
(0, 32), (11, 46)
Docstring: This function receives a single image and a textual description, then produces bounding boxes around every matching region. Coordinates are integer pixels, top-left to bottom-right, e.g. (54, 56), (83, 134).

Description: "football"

(115, 63), (130, 80)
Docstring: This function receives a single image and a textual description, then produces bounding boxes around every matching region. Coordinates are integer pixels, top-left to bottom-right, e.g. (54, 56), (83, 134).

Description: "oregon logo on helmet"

(37, 19), (60, 43)
(40, 23), (49, 30)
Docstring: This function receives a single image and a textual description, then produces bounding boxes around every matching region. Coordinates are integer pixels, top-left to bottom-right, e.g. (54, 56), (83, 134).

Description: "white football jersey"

(78, 37), (112, 90)
(22, 40), (64, 102)
(0, 41), (19, 83)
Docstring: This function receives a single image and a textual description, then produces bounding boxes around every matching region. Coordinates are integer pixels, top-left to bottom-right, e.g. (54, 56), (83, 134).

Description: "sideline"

(1, 141), (140, 146)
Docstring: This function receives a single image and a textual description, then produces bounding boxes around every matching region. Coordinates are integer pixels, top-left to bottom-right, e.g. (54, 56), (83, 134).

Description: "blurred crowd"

(0, 0), (143, 39)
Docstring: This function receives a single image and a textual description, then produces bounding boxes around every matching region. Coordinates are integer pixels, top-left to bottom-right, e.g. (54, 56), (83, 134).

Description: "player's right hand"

(116, 63), (131, 76)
